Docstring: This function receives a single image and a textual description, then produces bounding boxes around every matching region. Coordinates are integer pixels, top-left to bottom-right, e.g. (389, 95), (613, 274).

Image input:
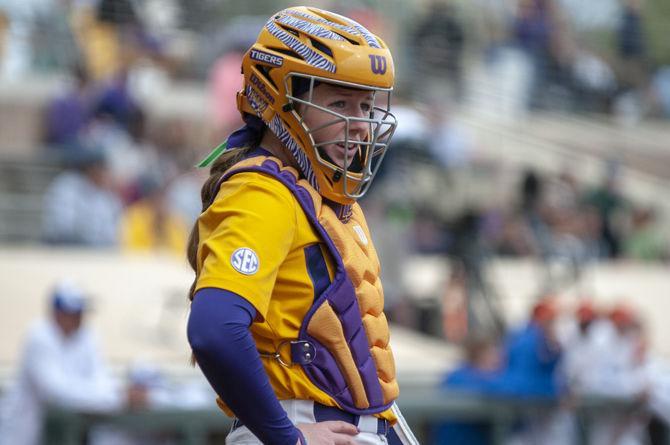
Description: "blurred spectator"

(70, 0), (139, 82)
(612, 0), (649, 124)
(0, 281), (121, 445)
(617, 0), (648, 92)
(559, 299), (601, 394)
(559, 0), (620, 30)
(544, 170), (581, 224)
(518, 169), (553, 259)
(441, 264), (469, 342)
(120, 173), (188, 256)
(583, 161), (629, 259)
(570, 48), (617, 113)
(83, 104), (170, 193)
(41, 149), (122, 246)
(426, 102), (475, 171)
(650, 66), (670, 118)
(411, 207), (449, 254)
(445, 210), (505, 337)
(43, 63), (95, 149)
(581, 302), (650, 445)
(497, 212), (537, 257)
(433, 334), (510, 444)
(0, 0), (54, 79)
(97, 0), (138, 26)
(504, 297), (563, 399)
(503, 297), (573, 444)
(513, 0), (554, 62)
(624, 206), (667, 261)
(586, 303), (648, 397)
(435, 297), (571, 444)
(410, 1), (465, 103)
(95, 68), (141, 131)
(165, 169), (207, 227)
(512, 0), (566, 109)
(476, 43), (535, 120)
(541, 171), (599, 285)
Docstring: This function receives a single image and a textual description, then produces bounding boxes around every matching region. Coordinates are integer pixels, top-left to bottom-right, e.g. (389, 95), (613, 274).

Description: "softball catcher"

(187, 7), (419, 444)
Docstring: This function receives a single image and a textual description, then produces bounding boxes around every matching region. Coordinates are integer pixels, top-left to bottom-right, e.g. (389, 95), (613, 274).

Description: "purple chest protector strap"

(220, 158), (391, 415)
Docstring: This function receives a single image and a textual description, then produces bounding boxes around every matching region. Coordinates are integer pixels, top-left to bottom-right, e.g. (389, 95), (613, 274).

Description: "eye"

(327, 100), (346, 109)
(361, 102), (372, 113)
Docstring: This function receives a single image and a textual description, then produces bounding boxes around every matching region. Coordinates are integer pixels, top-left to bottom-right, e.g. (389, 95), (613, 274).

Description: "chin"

(334, 157), (353, 169)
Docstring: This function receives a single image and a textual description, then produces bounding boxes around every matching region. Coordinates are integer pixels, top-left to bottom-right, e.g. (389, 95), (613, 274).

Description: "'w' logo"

(369, 55), (387, 75)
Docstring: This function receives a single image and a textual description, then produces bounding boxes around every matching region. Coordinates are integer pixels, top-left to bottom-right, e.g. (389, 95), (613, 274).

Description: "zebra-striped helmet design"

(237, 6), (397, 204)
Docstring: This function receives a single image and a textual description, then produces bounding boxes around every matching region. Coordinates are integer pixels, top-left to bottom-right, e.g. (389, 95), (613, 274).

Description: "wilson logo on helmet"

(250, 73), (275, 104)
(369, 55), (387, 75)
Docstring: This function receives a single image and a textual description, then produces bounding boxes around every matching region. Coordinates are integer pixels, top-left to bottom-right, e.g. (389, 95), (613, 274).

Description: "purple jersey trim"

(304, 244), (330, 301)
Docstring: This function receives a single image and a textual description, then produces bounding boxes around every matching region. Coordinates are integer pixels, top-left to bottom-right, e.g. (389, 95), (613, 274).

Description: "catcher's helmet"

(238, 6), (397, 204)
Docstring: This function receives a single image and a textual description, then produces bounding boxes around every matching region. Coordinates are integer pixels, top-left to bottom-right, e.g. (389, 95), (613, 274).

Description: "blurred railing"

(44, 407), (231, 445)
(44, 390), (661, 445)
(0, 153), (63, 242)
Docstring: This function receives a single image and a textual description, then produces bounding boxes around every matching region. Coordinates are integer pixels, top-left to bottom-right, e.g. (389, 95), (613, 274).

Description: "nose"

(347, 107), (369, 139)
(347, 120), (368, 142)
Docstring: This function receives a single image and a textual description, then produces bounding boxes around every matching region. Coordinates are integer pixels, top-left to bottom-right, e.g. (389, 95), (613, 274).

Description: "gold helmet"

(238, 6), (397, 204)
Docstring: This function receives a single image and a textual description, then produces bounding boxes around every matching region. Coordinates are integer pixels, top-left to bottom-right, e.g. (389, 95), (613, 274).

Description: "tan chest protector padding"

(298, 179), (399, 407)
(226, 156), (398, 408)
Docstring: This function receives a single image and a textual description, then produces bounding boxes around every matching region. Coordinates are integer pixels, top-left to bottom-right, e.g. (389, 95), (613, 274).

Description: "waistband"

(232, 400), (390, 435)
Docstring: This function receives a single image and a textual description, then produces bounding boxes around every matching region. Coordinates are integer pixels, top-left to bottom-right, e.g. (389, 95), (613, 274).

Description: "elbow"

(187, 289), (255, 359)
(187, 315), (216, 357)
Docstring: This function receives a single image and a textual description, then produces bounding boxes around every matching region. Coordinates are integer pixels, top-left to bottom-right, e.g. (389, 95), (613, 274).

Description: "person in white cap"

(0, 281), (121, 445)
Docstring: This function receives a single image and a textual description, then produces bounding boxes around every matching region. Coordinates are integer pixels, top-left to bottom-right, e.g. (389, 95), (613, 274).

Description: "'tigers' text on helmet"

(250, 49), (284, 67)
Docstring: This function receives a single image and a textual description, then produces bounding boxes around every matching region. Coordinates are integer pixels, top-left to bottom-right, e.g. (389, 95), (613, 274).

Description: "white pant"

(225, 400), (419, 445)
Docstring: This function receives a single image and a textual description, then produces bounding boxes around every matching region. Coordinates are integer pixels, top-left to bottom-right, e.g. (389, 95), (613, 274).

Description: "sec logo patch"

(231, 248), (260, 275)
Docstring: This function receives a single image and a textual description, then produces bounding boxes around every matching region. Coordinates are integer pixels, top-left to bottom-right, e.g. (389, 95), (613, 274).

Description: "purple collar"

(251, 149), (353, 222)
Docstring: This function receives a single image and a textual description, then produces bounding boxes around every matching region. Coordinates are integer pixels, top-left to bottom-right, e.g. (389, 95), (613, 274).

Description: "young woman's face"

(300, 83), (374, 169)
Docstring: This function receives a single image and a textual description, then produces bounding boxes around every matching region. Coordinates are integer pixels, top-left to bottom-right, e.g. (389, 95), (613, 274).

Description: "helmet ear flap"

(237, 90), (256, 116)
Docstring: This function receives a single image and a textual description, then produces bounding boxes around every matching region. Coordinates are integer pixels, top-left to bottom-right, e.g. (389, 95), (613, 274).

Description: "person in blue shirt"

(432, 334), (513, 445)
(503, 297), (563, 399)
(433, 298), (565, 444)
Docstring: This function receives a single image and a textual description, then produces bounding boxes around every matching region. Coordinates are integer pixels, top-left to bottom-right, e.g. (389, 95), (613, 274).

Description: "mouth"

(336, 142), (359, 158)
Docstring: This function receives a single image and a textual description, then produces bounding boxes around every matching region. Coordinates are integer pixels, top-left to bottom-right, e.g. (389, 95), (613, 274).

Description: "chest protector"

(221, 155), (399, 415)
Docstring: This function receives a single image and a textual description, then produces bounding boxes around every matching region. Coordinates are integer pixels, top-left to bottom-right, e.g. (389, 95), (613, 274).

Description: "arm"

(187, 288), (301, 445)
(191, 177), (357, 444)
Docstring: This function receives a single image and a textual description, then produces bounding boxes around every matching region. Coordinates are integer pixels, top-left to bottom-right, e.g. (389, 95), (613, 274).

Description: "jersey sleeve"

(195, 173), (297, 320)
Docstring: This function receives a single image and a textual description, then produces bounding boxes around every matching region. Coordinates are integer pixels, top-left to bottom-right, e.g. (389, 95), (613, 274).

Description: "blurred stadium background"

(0, 0), (669, 443)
